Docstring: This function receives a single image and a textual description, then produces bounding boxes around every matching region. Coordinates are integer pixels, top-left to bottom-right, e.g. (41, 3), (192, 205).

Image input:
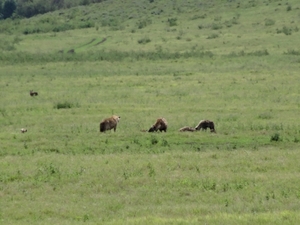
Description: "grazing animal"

(148, 118), (168, 132)
(100, 115), (120, 132)
(179, 126), (196, 132)
(195, 120), (216, 133)
(21, 128), (27, 133)
(30, 90), (38, 96)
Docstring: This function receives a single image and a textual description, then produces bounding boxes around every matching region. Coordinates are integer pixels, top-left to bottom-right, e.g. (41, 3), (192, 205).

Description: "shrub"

(167, 18), (177, 26)
(284, 49), (300, 55)
(211, 23), (222, 30)
(270, 133), (281, 142)
(277, 26), (292, 35)
(190, 14), (206, 20)
(282, 26), (292, 35)
(52, 23), (75, 32)
(137, 37), (151, 44)
(150, 136), (158, 145)
(137, 18), (152, 29)
(54, 101), (79, 109)
(0, 40), (15, 51)
(247, 49), (269, 56)
(225, 17), (238, 28)
(265, 18), (275, 26)
(258, 112), (272, 119)
(207, 33), (219, 39)
(101, 17), (119, 27)
(78, 21), (94, 29)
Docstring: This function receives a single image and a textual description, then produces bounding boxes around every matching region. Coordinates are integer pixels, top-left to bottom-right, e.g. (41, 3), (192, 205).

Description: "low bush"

(270, 133), (281, 142)
(283, 49), (300, 55)
(265, 18), (275, 26)
(137, 37), (151, 44)
(277, 26), (292, 35)
(167, 18), (178, 26)
(54, 101), (79, 109)
(211, 23), (222, 30)
(207, 33), (219, 39)
(137, 18), (152, 29)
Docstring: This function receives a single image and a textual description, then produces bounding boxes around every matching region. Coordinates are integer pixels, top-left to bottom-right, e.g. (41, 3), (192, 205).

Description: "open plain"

(1, 0), (300, 224)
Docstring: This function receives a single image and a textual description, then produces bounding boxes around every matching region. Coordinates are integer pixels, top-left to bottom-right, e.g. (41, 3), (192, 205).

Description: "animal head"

(148, 126), (155, 132)
(112, 115), (120, 122)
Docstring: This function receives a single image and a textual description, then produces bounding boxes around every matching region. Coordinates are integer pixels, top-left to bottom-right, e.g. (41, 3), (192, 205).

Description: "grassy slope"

(1, 0), (300, 224)
(1, 0), (300, 54)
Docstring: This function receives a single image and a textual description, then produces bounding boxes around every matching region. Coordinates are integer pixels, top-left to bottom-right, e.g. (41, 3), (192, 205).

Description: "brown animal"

(30, 90), (38, 96)
(195, 120), (216, 133)
(100, 115), (120, 132)
(21, 128), (27, 133)
(179, 126), (196, 132)
(148, 118), (168, 132)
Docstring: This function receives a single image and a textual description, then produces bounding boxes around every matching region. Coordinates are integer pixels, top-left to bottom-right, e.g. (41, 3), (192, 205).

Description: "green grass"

(1, 0), (300, 224)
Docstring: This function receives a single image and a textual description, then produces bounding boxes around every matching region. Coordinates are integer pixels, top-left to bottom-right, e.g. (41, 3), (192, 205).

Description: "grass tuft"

(54, 101), (79, 109)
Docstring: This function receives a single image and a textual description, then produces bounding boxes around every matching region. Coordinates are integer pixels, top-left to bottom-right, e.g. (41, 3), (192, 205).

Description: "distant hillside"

(0, 0), (299, 35)
(1, 0), (300, 63)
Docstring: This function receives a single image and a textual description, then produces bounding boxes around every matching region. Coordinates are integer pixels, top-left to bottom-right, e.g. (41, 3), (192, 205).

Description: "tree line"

(0, 0), (106, 19)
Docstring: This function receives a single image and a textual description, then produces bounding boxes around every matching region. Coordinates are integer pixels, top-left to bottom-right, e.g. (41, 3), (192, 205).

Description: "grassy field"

(1, 0), (300, 224)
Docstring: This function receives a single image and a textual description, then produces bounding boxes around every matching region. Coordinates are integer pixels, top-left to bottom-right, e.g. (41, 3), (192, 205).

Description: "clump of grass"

(35, 163), (61, 182)
(167, 18), (178, 26)
(150, 136), (158, 145)
(161, 139), (169, 147)
(137, 18), (152, 29)
(137, 37), (151, 44)
(276, 26), (292, 35)
(283, 49), (300, 55)
(147, 162), (156, 177)
(258, 112), (273, 120)
(207, 33), (219, 39)
(247, 49), (269, 56)
(0, 108), (7, 117)
(190, 14), (206, 20)
(54, 101), (79, 109)
(270, 133), (281, 142)
(101, 17), (119, 27)
(211, 23), (222, 30)
(224, 17), (239, 27)
(226, 49), (269, 57)
(265, 18), (275, 26)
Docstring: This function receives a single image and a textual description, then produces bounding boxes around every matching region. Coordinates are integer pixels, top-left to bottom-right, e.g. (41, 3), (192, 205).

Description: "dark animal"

(195, 120), (216, 133)
(30, 90), (38, 96)
(179, 126), (196, 132)
(100, 115), (120, 132)
(148, 118), (168, 132)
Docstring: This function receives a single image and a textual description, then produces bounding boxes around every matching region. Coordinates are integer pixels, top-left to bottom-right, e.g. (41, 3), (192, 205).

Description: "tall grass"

(0, 49), (217, 63)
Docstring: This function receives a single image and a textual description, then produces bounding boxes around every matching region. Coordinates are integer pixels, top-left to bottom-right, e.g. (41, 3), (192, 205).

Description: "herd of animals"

(99, 115), (216, 133)
(21, 90), (216, 133)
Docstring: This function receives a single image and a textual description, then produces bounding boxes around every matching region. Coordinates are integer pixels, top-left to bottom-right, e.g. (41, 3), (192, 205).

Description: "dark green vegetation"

(1, 0), (300, 224)
(0, 0), (106, 19)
